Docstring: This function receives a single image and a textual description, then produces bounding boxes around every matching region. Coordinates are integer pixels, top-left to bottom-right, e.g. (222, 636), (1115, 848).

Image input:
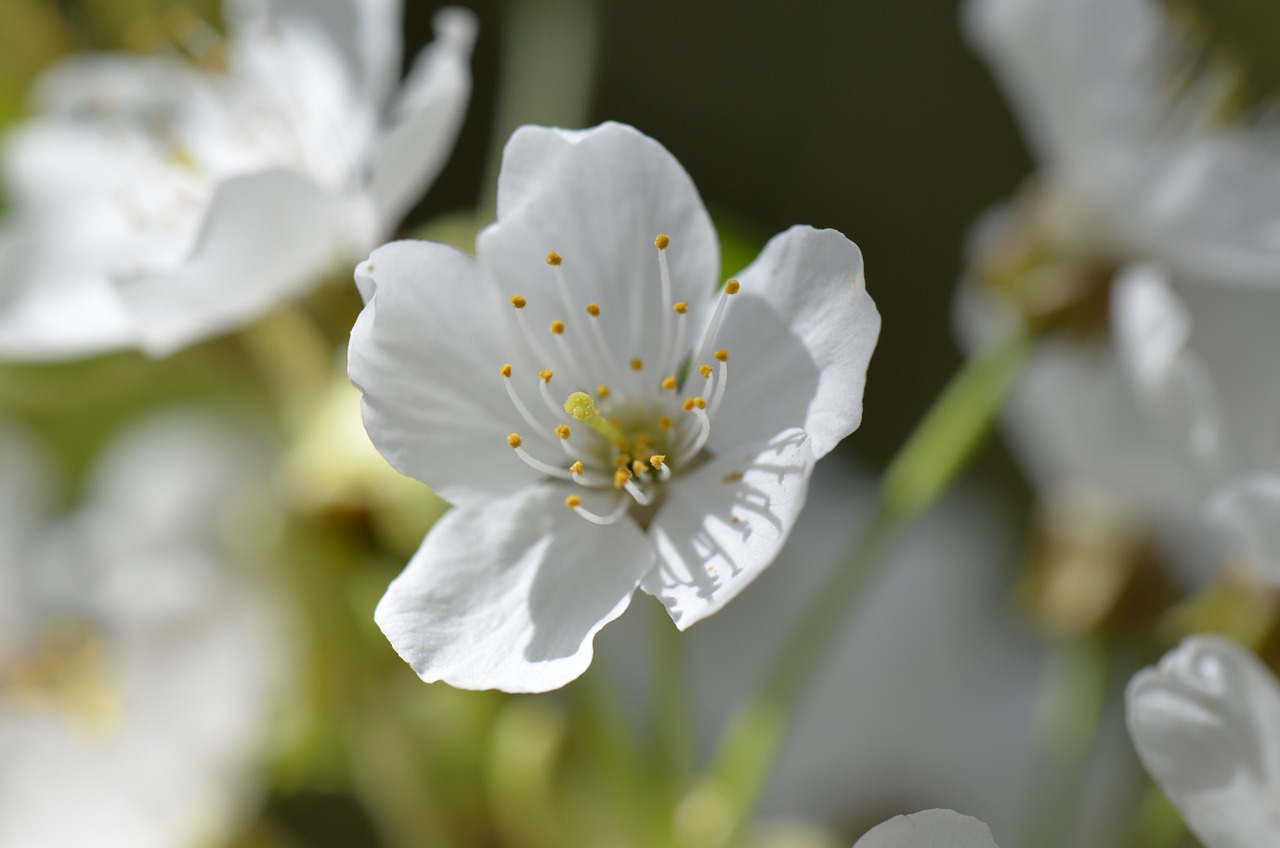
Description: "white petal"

(114, 169), (360, 357)
(0, 252), (136, 361)
(476, 122), (719, 374)
(854, 809), (1000, 848)
(1207, 475), (1280, 586)
(642, 429), (816, 629)
(348, 239), (547, 506)
(31, 54), (198, 117)
(368, 7), (475, 231)
(226, 0), (402, 107)
(375, 485), (654, 692)
(709, 226), (880, 459)
(1127, 636), (1280, 848)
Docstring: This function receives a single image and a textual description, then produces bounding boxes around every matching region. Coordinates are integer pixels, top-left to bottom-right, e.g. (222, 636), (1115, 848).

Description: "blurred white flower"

(965, 0), (1280, 287)
(1126, 635), (1280, 847)
(0, 1), (475, 359)
(350, 121), (881, 692)
(0, 413), (285, 848)
(959, 0), (1280, 584)
(853, 809), (998, 848)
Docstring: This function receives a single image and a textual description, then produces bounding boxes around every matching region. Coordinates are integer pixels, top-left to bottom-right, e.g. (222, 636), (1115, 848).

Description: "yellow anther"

(650, 455), (666, 469)
(682, 399), (695, 412)
(614, 454), (632, 468)
(613, 468), (633, 489)
(661, 375), (678, 390)
(565, 494), (582, 509)
(546, 251), (563, 266)
(655, 233), (670, 250)
(507, 433), (523, 449)
(694, 396), (707, 409)
(657, 416), (672, 430)
(586, 302), (600, 316)
(725, 279), (740, 295)
(570, 461), (584, 475)
(629, 358), (644, 371)
(673, 301), (688, 314)
(597, 384), (611, 398)
(714, 348), (729, 362)
(699, 364), (713, 379)
(539, 371), (555, 385)
(631, 460), (647, 477)
(550, 320), (565, 335)
(510, 294), (527, 309)
(555, 424), (571, 440)
(500, 363), (513, 377)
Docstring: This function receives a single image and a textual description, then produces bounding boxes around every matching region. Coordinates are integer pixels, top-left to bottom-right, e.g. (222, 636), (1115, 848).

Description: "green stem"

(654, 599), (694, 794)
(698, 324), (1032, 844)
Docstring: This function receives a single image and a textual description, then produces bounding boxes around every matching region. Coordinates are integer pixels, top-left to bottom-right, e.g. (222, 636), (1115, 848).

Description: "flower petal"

(854, 809), (1000, 848)
(1207, 474), (1280, 587)
(477, 123), (719, 376)
(374, 485), (654, 692)
(114, 169), (360, 357)
(642, 429), (816, 629)
(708, 226), (880, 459)
(1126, 636), (1280, 848)
(368, 7), (475, 231)
(348, 238), (549, 506)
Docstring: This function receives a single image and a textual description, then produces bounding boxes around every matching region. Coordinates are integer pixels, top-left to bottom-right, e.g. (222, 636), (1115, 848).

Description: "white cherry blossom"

(349, 121), (880, 692)
(0, 412), (284, 848)
(1127, 635), (1280, 848)
(0, 0), (475, 359)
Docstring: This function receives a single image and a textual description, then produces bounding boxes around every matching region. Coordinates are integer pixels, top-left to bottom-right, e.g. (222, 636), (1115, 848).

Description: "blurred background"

(3, 0), (1280, 846)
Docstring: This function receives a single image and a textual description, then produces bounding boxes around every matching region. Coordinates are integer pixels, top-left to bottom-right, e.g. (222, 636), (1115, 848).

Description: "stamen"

(677, 405), (712, 463)
(631, 459), (647, 477)
(630, 358), (644, 372)
(539, 373), (566, 418)
(500, 363), (512, 377)
(510, 441), (574, 479)
(596, 384), (611, 399)
(715, 349), (729, 361)
(550, 320), (565, 335)
(650, 455), (671, 481)
(661, 375), (678, 391)
(649, 454), (666, 469)
(510, 295), (527, 309)
(706, 356), (729, 418)
(546, 251), (562, 266)
(586, 303), (600, 316)
(693, 279), (740, 369)
(565, 494), (582, 508)
(569, 495), (631, 525)
(657, 416), (672, 431)
(510, 294), (558, 378)
(555, 425), (571, 440)
(656, 234), (674, 375)
(698, 364), (712, 379)
(501, 367), (547, 433)
(570, 461), (584, 476)
(673, 302), (688, 314)
(613, 467), (633, 489)
(623, 477), (654, 506)
(539, 369), (553, 382)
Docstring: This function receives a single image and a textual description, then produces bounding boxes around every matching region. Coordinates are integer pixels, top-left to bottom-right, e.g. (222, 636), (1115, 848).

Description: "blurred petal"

(477, 122), (719, 372)
(375, 485), (654, 692)
(115, 169), (360, 357)
(1207, 474), (1280, 586)
(369, 7), (475, 229)
(854, 809), (1000, 848)
(643, 429), (816, 629)
(348, 239), (545, 506)
(709, 226), (880, 458)
(1127, 636), (1280, 848)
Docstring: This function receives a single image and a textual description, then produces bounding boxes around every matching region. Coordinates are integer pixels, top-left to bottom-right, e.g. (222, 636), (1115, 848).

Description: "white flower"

(853, 809), (999, 848)
(1126, 635), (1280, 848)
(965, 0), (1280, 287)
(0, 1), (475, 359)
(349, 121), (881, 693)
(0, 412), (284, 848)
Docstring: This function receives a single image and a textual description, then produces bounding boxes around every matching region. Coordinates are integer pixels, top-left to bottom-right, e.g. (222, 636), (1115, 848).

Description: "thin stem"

(695, 323), (1032, 845)
(653, 598), (694, 794)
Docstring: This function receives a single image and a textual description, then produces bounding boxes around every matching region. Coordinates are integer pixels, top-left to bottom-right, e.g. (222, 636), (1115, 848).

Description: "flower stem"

(695, 324), (1032, 844)
(653, 599), (694, 795)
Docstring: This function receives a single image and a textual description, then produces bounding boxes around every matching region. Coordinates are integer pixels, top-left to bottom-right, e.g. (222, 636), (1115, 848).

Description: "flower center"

(499, 234), (738, 524)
